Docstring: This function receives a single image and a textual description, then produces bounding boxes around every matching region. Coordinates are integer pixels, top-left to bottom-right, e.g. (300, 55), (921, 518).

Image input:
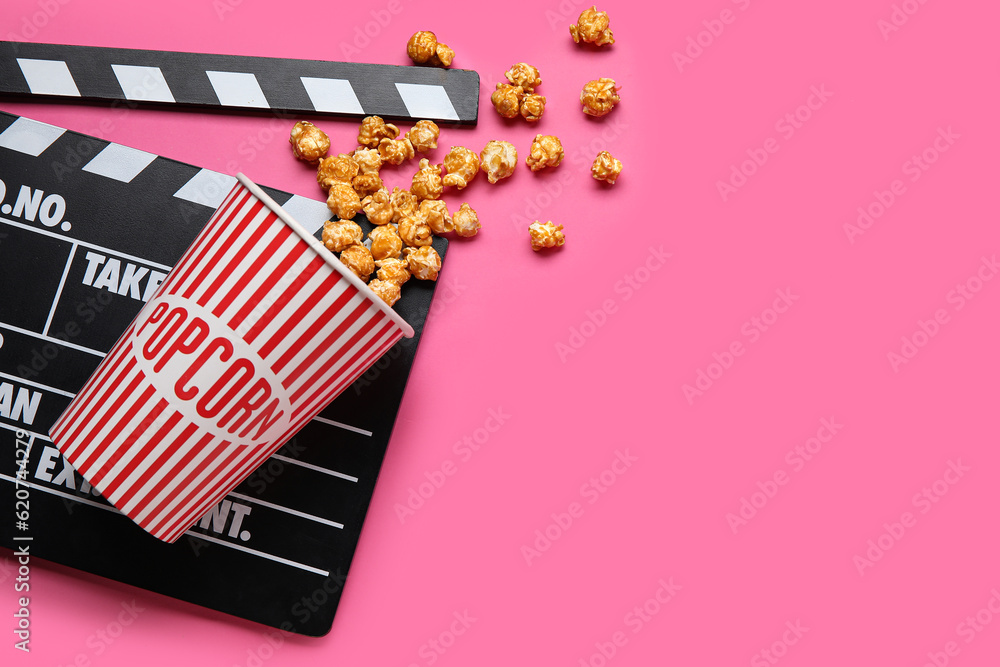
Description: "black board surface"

(0, 111), (446, 636)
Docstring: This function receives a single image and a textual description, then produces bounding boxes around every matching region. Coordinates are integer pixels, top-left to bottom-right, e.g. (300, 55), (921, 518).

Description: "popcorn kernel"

(352, 172), (384, 199)
(452, 202), (481, 238)
(358, 116), (400, 149)
(398, 214), (433, 247)
(442, 146), (480, 189)
(326, 181), (362, 220)
(376, 257), (412, 286)
(389, 186), (420, 224)
(407, 120), (441, 153)
(491, 83), (524, 120)
(591, 151), (622, 184)
(322, 219), (363, 253)
(352, 147), (383, 174)
(430, 42), (455, 68)
(378, 136), (416, 165)
(368, 278), (402, 307)
(505, 62), (542, 92)
(404, 245), (442, 281)
(368, 224), (403, 261)
(290, 121), (330, 164)
(362, 188), (394, 226)
(570, 6), (615, 46)
(526, 134), (565, 172)
(529, 221), (565, 251)
(480, 140), (518, 184)
(339, 243), (375, 283)
(317, 154), (360, 191)
(407, 31), (438, 64)
(520, 93), (546, 122)
(580, 77), (621, 117)
(420, 199), (454, 235)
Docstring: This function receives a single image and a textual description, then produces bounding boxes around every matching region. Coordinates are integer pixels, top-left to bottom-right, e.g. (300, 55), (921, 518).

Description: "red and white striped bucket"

(49, 174), (414, 543)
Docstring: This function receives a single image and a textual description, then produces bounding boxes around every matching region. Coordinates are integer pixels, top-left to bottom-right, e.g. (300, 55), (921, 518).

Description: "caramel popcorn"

(529, 221), (565, 251)
(581, 78), (621, 117)
(352, 147), (383, 174)
(520, 93), (546, 122)
(322, 219), (363, 253)
(368, 278), (401, 307)
(389, 186), (419, 223)
(410, 158), (443, 201)
(376, 257), (412, 286)
(480, 140), (518, 184)
(317, 154), (360, 191)
(505, 62), (542, 92)
(358, 116), (400, 149)
(591, 151), (622, 184)
(352, 172), (384, 198)
(339, 244), (375, 282)
(406, 31), (454, 67)
(368, 224), (403, 261)
(491, 83), (524, 120)
(378, 136), (416, 165)
(326, 182), (362, 219)
(404, 246), (442, 281)
(289, 121), (330, 164)
(430, 42), (455, 68)
(526, 134), (564, 172)
(419, 199), (454, 235)
(406, 120), (440, 153)
(398, 214), (433, 247)
(442, 146), (480, 189)
(452, 202), (481, 238)
(407, 31), (438, 64)
(362, 188), (394, 226)
(570, 6), (615, 46)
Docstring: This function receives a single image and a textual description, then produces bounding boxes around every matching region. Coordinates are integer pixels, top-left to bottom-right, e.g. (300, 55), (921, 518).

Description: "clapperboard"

(0, 41), (479, 123)
(0, 111), (449, 636)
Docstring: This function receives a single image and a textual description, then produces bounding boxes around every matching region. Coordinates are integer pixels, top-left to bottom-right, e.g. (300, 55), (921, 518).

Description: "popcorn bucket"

(49, 174), (414, 542)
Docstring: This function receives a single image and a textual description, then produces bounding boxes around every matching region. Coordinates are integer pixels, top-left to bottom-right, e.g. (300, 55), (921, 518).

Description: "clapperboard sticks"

(0, 41), (479, 123)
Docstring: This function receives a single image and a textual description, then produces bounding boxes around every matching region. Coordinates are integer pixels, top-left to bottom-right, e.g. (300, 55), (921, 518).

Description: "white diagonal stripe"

(111, 64), (176, 103)
(120, 434), (217, 519)
(16, 58), (81, 97)
(200, 222), (288, 316)
(0, 116), (66, 156)
(245, 268), (331, 362)
(142, 441), (258, 533)
(99, 412), (188, 503)
(285, 295), (371, 397)
(394, 83), (459, 121)
(82, 143), (158, 183)
(67, 359), (146, 472)
(300, 77), (364, 114)
(206, 70), (269, 108)
(279, 194), (331, 235)
(173, 169), (237, 208)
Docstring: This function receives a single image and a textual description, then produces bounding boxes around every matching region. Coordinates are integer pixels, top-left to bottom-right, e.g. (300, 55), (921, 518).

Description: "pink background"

(4, 0), (1000, 665)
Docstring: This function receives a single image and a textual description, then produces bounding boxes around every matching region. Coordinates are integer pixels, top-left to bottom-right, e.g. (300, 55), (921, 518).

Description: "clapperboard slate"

(0, 111), (448, 636)
(0, 41), (479, 123)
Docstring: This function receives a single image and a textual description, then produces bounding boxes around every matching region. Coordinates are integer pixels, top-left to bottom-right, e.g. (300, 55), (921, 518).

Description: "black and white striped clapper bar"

(0, 110), (334, 237)
(0, 41), (479, 124)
